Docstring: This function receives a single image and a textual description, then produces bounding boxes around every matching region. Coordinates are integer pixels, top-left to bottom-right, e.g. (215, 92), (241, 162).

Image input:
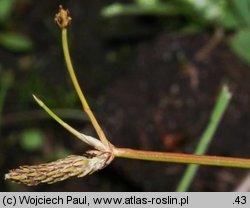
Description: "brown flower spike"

(5, 151), (112, 186)
(55, 5), (72, 28)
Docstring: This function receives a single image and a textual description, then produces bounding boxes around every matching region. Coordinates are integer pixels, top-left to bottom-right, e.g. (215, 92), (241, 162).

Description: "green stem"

(114, 147), (250, 169)
(176, 85), (231, 191)
(195, 85), (231, 155)
(61, 29), (89, 110)
(61, 28), (109, 147)
(33, 95), (106, 151)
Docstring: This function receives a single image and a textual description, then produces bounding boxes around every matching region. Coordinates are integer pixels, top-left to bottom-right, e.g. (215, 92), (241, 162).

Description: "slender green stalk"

(61, 29), (89, 110)
(176, 85), (232, 191)
(33, 95), (107, 151)
(114, 147), (250, 168)
(61, 28), (110, 147)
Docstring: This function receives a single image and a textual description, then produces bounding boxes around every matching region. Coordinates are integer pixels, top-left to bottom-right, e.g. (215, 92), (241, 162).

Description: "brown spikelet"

(5, 151), (112, 186)
(55, 5), (72, 28)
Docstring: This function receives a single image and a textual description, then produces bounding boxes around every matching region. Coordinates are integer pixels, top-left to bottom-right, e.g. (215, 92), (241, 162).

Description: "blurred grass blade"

(176, 85), (232, 192)
(0, 32), (33, 52)
(135, 0), (159, 5)
(101, 2), (185, 17)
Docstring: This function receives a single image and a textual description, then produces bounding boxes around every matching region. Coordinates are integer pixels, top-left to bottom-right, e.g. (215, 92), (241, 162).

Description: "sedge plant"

(5, 5), (250, 186)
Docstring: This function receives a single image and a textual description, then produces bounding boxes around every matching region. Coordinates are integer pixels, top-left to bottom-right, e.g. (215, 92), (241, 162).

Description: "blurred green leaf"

(232, 0), (250, 27)
(221, 7), (240, 29)
(0, 0), (15, 22)
(187, 0), (226, 21)
(230, 29), (250, 65)
(0, 32), (33, 52)
(136, 0), (159, 5)
(101, 2), (186, 17)
(102, 0), (227, 22)
(20, 129), (43, 151)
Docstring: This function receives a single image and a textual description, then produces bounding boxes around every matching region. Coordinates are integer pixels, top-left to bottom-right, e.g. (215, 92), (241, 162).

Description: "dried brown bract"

(5, 151), (113, 186)
(55, 5), (72, 28)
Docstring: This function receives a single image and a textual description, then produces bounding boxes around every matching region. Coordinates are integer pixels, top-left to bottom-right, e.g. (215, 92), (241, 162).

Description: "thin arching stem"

(33, 95), (107, 151)
(61, 28), (110, 147)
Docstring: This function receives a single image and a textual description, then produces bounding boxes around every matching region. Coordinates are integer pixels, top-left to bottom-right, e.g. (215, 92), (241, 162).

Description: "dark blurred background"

(1, 0), (250, 191)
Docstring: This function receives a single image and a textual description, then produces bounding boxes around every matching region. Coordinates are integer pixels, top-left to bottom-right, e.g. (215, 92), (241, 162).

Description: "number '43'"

(234, 196), (246, 204)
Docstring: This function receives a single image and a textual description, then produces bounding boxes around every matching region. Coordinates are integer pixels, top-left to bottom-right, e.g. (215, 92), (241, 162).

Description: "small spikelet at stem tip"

(55, 5), (72, 29)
